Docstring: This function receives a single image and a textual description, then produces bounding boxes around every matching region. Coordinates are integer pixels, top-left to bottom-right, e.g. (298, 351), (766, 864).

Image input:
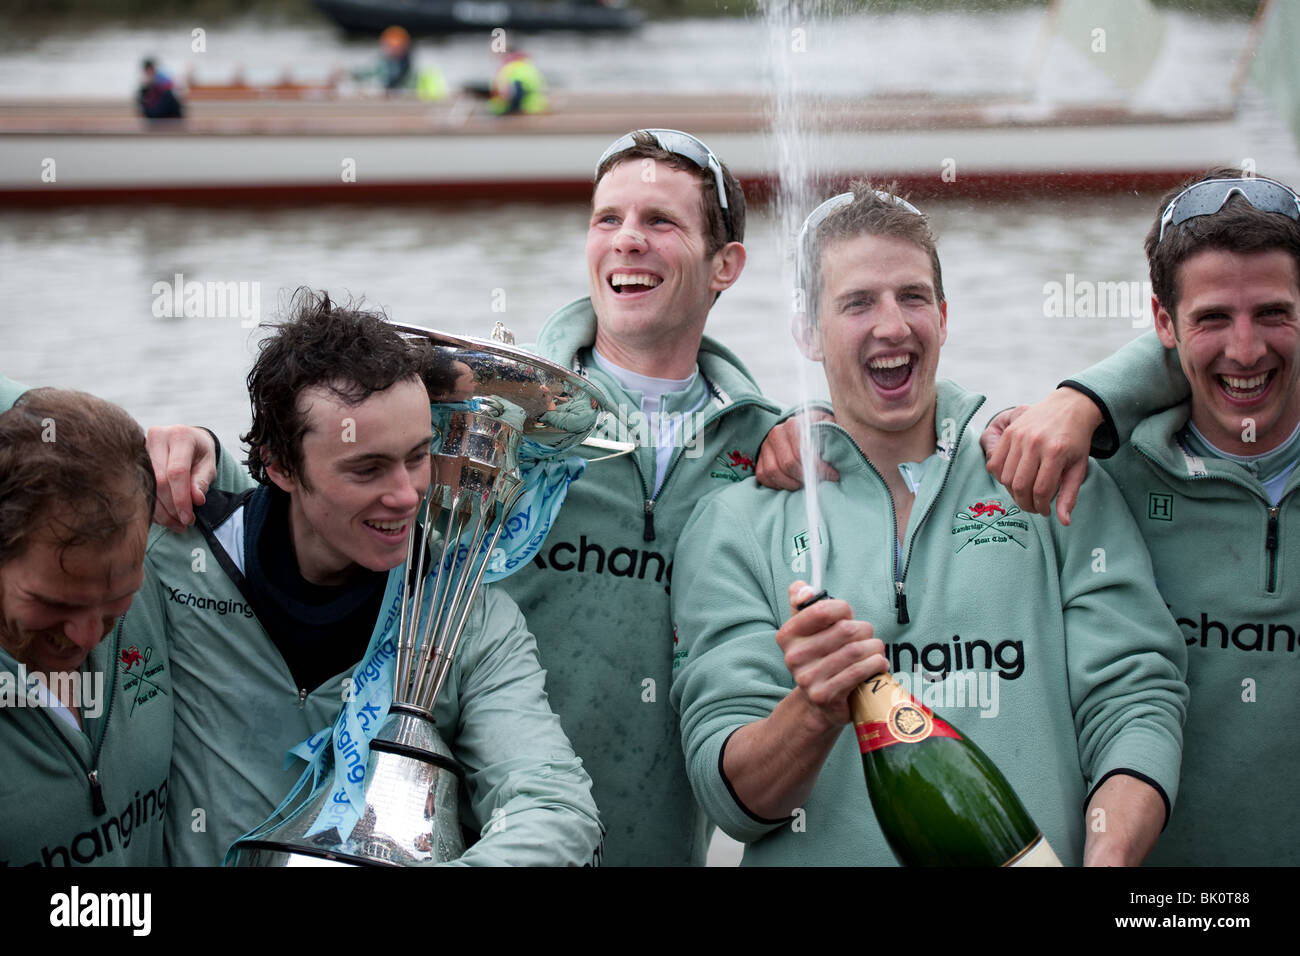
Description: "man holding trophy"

(138, 291), (602, 865)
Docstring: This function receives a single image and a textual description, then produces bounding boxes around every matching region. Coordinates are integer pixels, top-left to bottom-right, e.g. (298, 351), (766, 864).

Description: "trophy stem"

(408, 484), (466, 704)
(393, 487), (428, 701)
(417, 497), (495, 704)
(427, 486), (524, 705)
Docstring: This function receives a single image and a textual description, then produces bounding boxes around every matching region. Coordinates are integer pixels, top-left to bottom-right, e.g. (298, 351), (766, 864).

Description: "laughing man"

(497, 130), (785, 864)
(669, 184), (1188, 865)
(1, 387), (170, 866)
(985, 168), (1300, 864)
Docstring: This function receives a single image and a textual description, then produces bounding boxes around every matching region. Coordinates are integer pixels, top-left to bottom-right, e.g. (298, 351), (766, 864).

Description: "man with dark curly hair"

(135, 290), (600, 866)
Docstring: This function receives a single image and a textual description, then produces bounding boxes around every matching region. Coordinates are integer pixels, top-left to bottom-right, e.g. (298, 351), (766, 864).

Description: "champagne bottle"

(849, 671), (1061, 867)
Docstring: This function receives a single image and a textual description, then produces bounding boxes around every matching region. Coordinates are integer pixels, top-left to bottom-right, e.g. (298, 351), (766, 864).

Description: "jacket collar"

(535, 297), (774, 415)
(812, 380), (986, 476)
(1130, 402), (1300, 496)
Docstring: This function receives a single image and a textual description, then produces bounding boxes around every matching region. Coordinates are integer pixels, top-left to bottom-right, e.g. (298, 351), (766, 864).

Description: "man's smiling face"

(0, 513), (146, 674)
(268, 376), (433, 587)
(586, 160), (725, 361)
(1155, 247), (1300, 455)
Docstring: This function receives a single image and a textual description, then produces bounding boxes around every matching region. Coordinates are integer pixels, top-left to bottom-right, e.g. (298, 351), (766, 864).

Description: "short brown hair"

(594, 130), (746, 256)
(242, 289), (430, 489)
(0, 388), (154, 566)
(803, 180), (944, 328)
(1145, 166), (1300, 321)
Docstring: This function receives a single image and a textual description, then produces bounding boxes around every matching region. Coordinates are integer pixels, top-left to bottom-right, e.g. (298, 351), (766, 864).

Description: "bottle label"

(1007, 834), (1063, 867)
(855, 700), (962, 754)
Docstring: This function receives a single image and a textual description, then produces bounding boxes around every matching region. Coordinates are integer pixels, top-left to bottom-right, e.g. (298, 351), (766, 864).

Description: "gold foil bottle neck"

(849, 672), (907, 725)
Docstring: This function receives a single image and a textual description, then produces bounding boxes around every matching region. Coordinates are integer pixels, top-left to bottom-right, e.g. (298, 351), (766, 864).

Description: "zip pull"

(643, 499), (656, 542)
(895, 581), (910, 625)
(298, 688), (308, 709)
(88, 769), (107, 816)
(1266, 507), (1280, 592)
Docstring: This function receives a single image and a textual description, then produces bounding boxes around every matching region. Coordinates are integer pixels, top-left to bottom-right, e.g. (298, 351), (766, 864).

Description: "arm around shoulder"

(1063, 329), (1188, 455)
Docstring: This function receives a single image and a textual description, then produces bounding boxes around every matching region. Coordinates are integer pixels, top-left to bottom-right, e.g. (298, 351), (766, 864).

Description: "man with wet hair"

(670, 183), (1188, 866)
(0, 386), (171, 866)
(136, 290), (600, 866)
(984, 168), (1300, 864)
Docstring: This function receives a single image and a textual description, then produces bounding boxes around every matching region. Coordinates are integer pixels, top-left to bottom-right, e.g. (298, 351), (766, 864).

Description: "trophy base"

(229, 706), (467, 867)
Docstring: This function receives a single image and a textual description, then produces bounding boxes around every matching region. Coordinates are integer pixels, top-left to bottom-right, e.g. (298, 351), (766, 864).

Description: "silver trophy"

(229, 322), (613, 866)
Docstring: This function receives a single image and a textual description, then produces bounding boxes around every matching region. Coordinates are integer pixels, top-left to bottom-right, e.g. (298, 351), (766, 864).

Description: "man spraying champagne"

(669, 185), (1189, 866)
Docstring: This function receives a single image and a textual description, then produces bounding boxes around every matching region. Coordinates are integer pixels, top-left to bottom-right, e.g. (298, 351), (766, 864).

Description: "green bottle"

(849, 672), (1061, 867)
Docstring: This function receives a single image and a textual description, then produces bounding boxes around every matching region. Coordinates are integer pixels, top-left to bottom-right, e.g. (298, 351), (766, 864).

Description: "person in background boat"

(137, 291), (600, 866)
(138, 57), (183, 120)
(670, 184), (1188, 866)
(0, 386), (172, 866)
(372, 25), (412, 91)
(488, 47), (547, 116)
(981, 168), (1300, 865)
(343, 25), (445, 100)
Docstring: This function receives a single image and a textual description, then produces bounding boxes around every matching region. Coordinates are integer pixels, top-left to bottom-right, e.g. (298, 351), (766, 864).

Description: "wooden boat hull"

(0, 92), (1242, 205)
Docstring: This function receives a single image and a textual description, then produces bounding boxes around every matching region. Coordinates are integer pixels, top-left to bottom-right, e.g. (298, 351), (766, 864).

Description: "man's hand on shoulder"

(981, 388), (1102, 526)
(755, 410), (840, 490)
(146, 424), (218, 532)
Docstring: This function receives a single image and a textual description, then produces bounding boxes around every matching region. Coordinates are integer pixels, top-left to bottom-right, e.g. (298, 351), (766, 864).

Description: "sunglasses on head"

(596, 128), (735, 244)
(796, 189), (925, 287)
(1158, 176), (1300, 241)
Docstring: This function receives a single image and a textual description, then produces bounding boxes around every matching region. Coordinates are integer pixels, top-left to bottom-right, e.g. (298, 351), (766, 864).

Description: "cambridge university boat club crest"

(952, 499), (1029, 553)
